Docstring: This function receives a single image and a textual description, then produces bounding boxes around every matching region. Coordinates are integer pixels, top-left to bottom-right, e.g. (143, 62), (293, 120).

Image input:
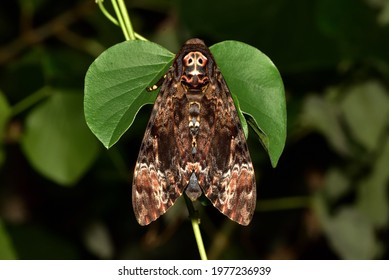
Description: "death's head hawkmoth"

(132, 38), (256, 226)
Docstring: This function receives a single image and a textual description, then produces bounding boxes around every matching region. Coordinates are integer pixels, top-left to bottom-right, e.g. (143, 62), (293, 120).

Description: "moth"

(132, 38), (256, 226)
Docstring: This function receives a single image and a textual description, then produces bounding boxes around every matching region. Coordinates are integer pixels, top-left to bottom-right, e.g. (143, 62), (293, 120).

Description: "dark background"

(1, 0), (389, 259)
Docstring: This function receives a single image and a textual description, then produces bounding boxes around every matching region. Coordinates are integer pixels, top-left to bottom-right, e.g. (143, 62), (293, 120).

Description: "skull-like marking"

(181, 52), (209, 89)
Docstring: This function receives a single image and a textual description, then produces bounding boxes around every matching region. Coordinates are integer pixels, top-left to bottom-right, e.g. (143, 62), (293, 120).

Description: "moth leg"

(146, 75), (167, 92)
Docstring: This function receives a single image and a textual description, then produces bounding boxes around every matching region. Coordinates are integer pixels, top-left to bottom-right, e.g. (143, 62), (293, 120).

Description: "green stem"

(184, 194), (208, 260)
(191, 219), (208, 260)
(97, 0), (147, 41)
(117, 0), (136, 40)
(97, 0), (119, 26)
(111, 0), (130, 40)
(11, 86), (51, 116)
(257, 196), (311, 212)
(134, 32), (147, 41)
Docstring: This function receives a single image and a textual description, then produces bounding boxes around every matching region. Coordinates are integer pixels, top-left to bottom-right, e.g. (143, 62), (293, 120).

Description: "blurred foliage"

(0, 0), (389, 260)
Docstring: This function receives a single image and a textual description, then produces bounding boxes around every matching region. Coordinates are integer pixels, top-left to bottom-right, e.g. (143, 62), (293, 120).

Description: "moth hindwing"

(132, 38), (256, 226)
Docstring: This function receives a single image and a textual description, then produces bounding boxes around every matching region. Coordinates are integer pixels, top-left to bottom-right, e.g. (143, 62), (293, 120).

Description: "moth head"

(173, 38), (215, 88)
(181, 51), (210, 90)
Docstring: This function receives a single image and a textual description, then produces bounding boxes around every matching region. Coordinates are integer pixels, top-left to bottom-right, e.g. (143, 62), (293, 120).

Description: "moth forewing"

(132, 38), (256, 226)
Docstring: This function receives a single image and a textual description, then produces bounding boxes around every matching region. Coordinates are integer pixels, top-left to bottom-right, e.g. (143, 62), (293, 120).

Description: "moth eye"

(188, 58), (193, 64)
(198, 58), (203, 65)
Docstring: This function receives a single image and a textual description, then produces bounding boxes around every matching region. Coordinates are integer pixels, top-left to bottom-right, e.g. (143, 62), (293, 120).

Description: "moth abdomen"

(186, 172), (202, 201)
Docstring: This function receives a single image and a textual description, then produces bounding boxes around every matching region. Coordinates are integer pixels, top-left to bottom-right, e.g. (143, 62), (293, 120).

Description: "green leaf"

(0, 219), (17, 259)
(83, 221), (114, 259)
(21, 90), (100, 186)
(0, 91), (11, 168)
(84, 40), (174, 148)
(325, 207), (381, 259)
(300, 94), (349, 156)
(314, 195), (382, 259)
(324, 168), (350, 201)
(357, 136), (389, 228)
(210, 41), (286, 167)
(340, 80), (389, 151)
(0, 91), (11, 132)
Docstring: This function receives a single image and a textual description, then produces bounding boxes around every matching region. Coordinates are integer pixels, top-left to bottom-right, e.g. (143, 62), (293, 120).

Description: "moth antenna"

(207, 59), (215, 83)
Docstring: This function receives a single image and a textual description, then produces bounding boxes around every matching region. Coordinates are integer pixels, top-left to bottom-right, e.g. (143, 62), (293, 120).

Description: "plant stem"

(117, 0), (136, 40)
(96, 1), (147, 41)
(257, 196), (311, 212)
(97, 0), (119, 26)
(184, 194), (208, 260)
(111, 0), (130, 40)
(134, 32), (147, 41)
(0, 1), (94, 65)
(191, 219), (208, 260)
(11, 86), (51, 116)
(98, 0), (145, 41)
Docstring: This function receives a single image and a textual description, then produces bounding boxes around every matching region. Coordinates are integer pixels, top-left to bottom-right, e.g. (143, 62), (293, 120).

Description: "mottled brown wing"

(200, 68), (256, 226)
(132, 70), (185, 226)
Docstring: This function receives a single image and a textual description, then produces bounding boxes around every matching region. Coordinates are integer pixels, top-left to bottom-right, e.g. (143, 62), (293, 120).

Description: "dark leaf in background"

(0, 91), (11, 167)
(21, 90), (100, 186)
(0, 220), (17, 259)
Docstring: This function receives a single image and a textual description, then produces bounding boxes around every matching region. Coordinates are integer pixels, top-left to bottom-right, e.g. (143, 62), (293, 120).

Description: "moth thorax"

(185, 172), (202, 201)
(181, 51), (209, 89)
